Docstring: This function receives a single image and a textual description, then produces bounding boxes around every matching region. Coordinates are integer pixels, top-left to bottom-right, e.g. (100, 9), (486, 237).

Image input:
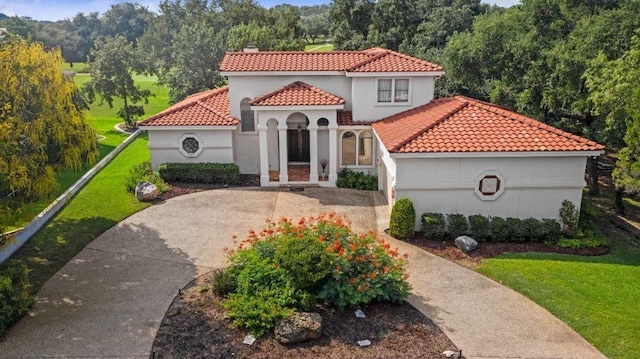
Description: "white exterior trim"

(389, 150), (603, 159)
(139, 125), (237, 131)
(346, 71), (444, 77)
(251, 104), (345, 111)
(221, 71), (344, 77)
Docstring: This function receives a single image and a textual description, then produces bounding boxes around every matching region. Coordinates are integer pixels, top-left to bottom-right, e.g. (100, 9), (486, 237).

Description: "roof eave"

(139, 125), (238, 131)
(221, 71), (345, 77)
(389, 150), (604, 159)
(346, 71), (444, 77)
(251, 104), (345, 111)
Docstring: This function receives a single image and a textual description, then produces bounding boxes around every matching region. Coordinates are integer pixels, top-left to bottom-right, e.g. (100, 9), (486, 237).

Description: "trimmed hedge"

(469, 215), (491, 242)
(447, 214), (468, 239)
(336, 168), (378, 190)
(389, 198), (416, 240)
(421, 213), (446, 240)
(158, 163), (240, 185)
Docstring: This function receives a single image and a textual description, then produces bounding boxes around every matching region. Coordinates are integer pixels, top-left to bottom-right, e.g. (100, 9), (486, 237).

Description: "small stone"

(357, 340), (371, 347)
(443, 350), (456, 358)
(135, 181), (158, 202)
(354, 309), (366, 318)
(455, 235), (478, 253)
(243, 334), (256, 345)
(275, 312), (322, 344)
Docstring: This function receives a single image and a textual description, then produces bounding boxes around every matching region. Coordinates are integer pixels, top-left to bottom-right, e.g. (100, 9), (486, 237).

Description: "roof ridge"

(250, 81), (345, 106)
(458, 96), (604, 148)
(346, 50), (390, 71)
(390, 98), (469, 152)
(139, 87), (229, 125)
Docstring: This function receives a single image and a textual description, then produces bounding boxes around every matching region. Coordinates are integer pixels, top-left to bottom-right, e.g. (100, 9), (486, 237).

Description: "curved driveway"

(0, 188), (606, 359)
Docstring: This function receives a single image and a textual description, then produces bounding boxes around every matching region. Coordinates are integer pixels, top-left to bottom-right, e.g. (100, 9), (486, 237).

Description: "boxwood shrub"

(158, 163), (240, 185)
(1, 261), (35, 334)
(490, 217), (510, 243)
(506, 217), (527, 242)
(389, 198), (416, 240)
(447, 214), (468, 239)
(335, 168), (378, 190)
(469, 215), (491, 242)
(421, 213), (446, 240)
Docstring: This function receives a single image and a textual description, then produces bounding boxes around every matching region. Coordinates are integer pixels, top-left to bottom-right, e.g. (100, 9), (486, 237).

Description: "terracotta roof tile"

(251, 81), (345, 106)
(220, 48), (442, 73)
(337, 110), (374, 126)
(373, 96), (605, 153)
(139, 87), (238, 127)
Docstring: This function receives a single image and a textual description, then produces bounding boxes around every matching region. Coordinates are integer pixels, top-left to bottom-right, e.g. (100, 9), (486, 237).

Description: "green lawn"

(479, 209), (640, 358)
(305, 41), (334, 52)
(4, 73), (168, 231)
(60, 62), (89, 73)
(9, 135), (152, 292)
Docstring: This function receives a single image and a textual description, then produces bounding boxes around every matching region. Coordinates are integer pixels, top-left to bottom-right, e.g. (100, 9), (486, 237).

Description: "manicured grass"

(479, 218), (640, 358)
(305, 42), (334, 52)
(60, 62), (88, 73)
(9, 135), (152, 292)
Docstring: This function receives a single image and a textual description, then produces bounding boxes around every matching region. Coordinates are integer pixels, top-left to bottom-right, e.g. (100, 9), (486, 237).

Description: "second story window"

(377, 79), (410, 103)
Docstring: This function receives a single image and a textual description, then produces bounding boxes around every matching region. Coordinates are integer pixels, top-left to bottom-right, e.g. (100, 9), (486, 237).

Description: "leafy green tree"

(299, 13), (330, 44)
(330, 0), (375, 50)
(101, 2), (153, 44)
(60, 12), (102, 64)
(83, 35), (151, 127)
(585, 33), (640, 211)
(367, 0), (416, 51)
(0, 40), (98, 206)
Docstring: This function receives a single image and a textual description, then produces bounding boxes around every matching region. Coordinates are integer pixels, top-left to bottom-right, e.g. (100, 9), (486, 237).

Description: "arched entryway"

(286, 112), (310, 163)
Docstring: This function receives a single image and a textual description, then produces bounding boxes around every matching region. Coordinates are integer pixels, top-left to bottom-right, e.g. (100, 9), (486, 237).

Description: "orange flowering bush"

(220, 213), (411, 336)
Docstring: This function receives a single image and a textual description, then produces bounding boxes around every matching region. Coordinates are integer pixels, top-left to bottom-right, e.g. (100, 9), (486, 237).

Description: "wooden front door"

(287, 129), (310, 162)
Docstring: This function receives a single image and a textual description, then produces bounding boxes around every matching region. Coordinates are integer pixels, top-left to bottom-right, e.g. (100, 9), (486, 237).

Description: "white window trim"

(474, 170), (506, 201)
(376, 78), (411, 106)
(339, 130), (376, 168)
(178, 133), (203, 158)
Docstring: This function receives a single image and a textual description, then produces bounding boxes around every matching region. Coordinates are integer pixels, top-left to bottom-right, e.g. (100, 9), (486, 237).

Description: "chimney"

(243, 45), (259, 53)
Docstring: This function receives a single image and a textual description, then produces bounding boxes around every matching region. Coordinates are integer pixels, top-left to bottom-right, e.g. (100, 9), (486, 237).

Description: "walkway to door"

(269, 165), (329, 183)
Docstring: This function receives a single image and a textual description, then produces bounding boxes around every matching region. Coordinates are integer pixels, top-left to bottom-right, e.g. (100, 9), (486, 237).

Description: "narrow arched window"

(240, 98), (255, 132)
(358, 131), (373, 165)
(342, 131), (356, 166)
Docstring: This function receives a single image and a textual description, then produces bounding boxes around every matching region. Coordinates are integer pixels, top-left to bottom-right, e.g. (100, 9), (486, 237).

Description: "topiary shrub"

(0, 261), (35, 334)
(158, 163), (240, 185)
(469, 215), (491, 242)
(421, 213), (446, 240)
(490, 217), (510, 242)
(447, 214), (468, 239)
(506, 217), (527, 242)
(388, 198), (416, 240)
(559, 200), (579, 237)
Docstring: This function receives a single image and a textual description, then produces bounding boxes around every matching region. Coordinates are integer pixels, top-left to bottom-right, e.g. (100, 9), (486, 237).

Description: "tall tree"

(299, 13), (330, 44)
(101, 2), (153, 44)
(83, 35), (151, 127)
(330, 0), (375, 50)
(0, 40), (98, 205)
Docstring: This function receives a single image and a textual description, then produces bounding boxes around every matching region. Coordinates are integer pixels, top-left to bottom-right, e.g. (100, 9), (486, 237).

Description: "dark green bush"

(490, 217), (510, 242)
(468, 215), (491, 242)
(125, 161), (170, 194)
(335, 168), (378, 190)
(506, 217), (527, 242)
(541, 219), (562, 244)
(447, 214), (468, 239)
(389, 198), (416, 240)
(523, 218), (545, 242)
(158, 163), (240, 185)
(0, 261), (35, 334)
(210, 268), (237, 297)
(559, 200), (579, 237)
(421, 213), (446, 240)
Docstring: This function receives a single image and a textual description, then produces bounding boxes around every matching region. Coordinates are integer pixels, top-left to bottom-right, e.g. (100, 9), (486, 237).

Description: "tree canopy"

(0, 40), (98, 206)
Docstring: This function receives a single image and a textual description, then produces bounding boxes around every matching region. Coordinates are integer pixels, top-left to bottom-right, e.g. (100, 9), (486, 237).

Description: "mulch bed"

(159, 175), (260, 201)
(151, 275), (459, 359)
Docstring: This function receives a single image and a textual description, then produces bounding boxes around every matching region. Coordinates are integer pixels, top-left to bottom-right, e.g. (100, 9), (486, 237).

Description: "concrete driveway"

(0, 188), (606, 359)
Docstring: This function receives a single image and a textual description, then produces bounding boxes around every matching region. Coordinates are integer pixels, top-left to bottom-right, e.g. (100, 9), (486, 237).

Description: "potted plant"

(320, 159), (328, 179)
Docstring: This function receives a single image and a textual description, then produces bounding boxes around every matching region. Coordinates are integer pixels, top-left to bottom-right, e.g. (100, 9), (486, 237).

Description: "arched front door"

(287, 127), (310, 162)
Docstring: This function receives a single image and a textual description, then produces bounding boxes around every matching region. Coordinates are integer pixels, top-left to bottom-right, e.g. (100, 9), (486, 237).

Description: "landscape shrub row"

(0, 261), (34, 334)
(421, 213), (563, 243)
(336, 168), (378, 190)
(158, 162), (240, 185)
(215, 214), (410, 336)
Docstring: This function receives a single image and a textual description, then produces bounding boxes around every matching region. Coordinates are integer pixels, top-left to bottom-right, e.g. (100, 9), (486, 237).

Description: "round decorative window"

(479, 175), (500, 195)
(182, 137), (199, 154)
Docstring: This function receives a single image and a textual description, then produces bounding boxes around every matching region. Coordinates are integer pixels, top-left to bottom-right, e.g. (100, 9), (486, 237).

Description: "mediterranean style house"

(138, 47), (604, 225)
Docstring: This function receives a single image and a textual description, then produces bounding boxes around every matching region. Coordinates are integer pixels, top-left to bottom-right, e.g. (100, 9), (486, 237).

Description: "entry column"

(328, 123), (338, 183)
(257, 119), (270, 186)
(308, 120), (318, 183)
(277, 121), (288, 184)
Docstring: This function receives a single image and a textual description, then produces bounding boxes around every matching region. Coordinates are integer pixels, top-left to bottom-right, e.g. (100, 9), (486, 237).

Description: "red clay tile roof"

(337, 110), (374, 126)
(372, 96), (605, 153)
(220, 48), (443, 73)
(138, 87), (238, 127)
(250, 81), (345, 106)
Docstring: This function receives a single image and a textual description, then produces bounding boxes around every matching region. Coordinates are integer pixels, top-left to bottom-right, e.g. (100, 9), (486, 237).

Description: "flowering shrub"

(221, 214), (411, 336)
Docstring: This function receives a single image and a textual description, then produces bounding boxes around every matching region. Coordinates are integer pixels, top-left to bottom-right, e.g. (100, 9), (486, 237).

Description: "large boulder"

(455, 235), (478, 253)
(135, 181), (158, 202)
(274, 312), (322, 344)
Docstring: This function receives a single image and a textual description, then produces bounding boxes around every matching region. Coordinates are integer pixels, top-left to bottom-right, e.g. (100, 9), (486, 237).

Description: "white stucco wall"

(233, 131), (260, 174)
(146, 129), (235, 169)
(351, 76), (436, 121)
(227, 75), (352, 118)
(390, 154), (590, 229)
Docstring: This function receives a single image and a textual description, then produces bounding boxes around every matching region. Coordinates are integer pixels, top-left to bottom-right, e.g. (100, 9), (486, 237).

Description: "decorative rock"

(455, 235), (478, 253)
(443, 350), (457, 358)
(243, 334), (256, 345)
(354, 309), (366, 318)
(135, 181), (158, 202)
(357, 340), (371, 347)
(274, 312), (322, 344)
